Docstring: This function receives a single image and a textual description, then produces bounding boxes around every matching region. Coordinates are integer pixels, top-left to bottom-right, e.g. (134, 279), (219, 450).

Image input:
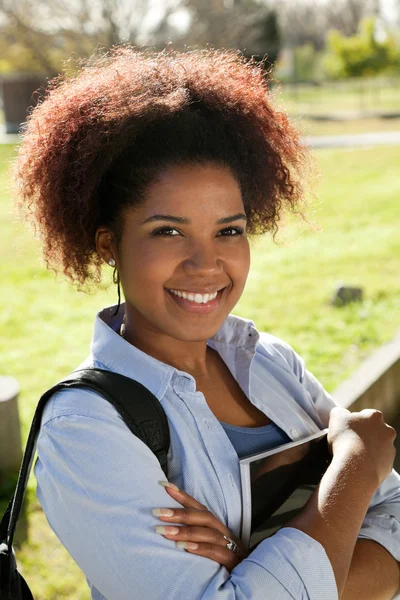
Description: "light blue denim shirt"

(34, 304), (400, 600)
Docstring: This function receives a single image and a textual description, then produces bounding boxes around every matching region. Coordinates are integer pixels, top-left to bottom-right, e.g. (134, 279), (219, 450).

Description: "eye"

(151, 225), (245, 238)
(152, 227), (181, 237)
(218, 226), (245, 237)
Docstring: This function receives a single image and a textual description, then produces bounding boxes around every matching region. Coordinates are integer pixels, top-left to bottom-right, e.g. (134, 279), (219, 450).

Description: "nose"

(183, 240), (223, 276)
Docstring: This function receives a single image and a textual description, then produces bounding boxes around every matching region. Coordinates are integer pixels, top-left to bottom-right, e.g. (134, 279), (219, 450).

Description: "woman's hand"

(153, 482), (249, 572)
(328, 407), (397, 487)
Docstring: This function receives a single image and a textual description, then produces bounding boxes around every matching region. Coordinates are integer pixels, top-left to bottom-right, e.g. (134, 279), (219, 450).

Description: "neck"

(120, 313), (218, 380)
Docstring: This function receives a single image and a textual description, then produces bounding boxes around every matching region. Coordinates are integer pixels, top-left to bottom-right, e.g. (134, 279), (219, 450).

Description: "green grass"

(1, 142), (400, 598)
(295, 117), (400, 137)
(274, 78), (400, 117)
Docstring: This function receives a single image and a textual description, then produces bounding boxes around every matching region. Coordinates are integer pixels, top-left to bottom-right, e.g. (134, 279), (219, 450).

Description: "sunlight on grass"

(275, 79), (400, 116)
(294, 117), (400, 137)
(1, 142), (400, 599)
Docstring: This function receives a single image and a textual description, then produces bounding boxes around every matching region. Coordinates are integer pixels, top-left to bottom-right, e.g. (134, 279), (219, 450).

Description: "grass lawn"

(275, 78), (400, 117)
(1, 142), (400, 598)
(295, 117), (400, 137)
(3, 111), (400, 140)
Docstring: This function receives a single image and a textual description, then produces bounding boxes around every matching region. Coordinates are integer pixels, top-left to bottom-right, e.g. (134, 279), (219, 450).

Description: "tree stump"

(0, 376), (28, 546)
(0, 377), (23, 481)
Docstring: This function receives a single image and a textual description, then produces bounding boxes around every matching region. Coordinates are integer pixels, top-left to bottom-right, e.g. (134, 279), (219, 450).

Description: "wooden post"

(0, 376), (23, 481)
(0, 377), (28, 546)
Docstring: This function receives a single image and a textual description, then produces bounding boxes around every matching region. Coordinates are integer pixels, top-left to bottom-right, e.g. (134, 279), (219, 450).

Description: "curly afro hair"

(13, 45), (311, 287)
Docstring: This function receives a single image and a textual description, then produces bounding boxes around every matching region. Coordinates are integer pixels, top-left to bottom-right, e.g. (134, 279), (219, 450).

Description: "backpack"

(0, 368), (170, 600)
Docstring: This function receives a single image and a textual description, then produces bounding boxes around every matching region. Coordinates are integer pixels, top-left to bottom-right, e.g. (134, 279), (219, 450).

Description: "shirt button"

(290, 428), (300, 439)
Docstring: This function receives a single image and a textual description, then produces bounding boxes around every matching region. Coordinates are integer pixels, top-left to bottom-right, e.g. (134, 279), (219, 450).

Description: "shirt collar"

(90, 303), (259, 399)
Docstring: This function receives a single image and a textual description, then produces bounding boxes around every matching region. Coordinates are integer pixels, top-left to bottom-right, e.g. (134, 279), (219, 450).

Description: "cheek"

(230, 240), (251, 279)
(121, 243), (176, 288)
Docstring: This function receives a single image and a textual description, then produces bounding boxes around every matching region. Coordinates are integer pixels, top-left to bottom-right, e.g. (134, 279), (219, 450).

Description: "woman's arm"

(342, 539), (400, 600)
(284, 345), (400, 569)
(287, 407), (397, 599)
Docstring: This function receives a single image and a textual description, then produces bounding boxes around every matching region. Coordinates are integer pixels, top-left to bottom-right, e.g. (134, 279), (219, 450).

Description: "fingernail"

(176, 541), (199, 550)
(155, 526), (180, 535)
(158, 480), (180, 492)
(153, 508), (174, 517)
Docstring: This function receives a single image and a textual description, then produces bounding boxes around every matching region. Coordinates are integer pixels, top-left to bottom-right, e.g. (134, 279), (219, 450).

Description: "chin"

(165, 317), (229, 342)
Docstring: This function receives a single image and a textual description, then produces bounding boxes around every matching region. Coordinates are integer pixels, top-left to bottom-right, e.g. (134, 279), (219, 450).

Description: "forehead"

(138, 163), (244, 217)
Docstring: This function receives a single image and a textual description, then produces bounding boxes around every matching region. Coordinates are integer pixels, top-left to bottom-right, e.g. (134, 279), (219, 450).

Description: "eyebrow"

(141, 213), (248, 225)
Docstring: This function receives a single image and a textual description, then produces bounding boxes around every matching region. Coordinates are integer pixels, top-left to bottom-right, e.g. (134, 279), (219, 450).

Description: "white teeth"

(168, 289), (219, 304)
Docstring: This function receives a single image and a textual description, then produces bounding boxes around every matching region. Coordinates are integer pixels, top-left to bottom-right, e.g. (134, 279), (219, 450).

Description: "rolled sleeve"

(357, 470), (400, 561)
(233, 528), (337, 600)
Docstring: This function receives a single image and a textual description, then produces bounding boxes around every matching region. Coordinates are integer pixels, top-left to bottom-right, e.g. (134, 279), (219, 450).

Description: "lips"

(165, 287), (226, 314)
(166, 286), (227, 295)
(168, 289), (218, 303)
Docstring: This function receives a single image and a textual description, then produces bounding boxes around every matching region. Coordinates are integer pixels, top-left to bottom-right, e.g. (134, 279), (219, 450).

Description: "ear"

(95, 227), (117, 266)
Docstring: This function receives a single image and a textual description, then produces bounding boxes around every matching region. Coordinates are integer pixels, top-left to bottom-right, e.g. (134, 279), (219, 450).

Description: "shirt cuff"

(234, 527), (338, 600)
(358, 514), (400, 561)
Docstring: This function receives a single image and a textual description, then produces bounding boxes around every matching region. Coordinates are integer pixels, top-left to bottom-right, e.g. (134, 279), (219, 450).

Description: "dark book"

(239, 429), (332, 551)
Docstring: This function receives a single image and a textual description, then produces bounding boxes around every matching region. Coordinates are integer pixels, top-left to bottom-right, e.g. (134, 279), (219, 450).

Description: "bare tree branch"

(0, 0), (161, 73)
(0, 4), (56, 73)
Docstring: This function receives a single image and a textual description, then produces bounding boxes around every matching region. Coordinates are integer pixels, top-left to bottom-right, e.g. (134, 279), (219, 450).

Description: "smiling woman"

(10, 46), (400, 600)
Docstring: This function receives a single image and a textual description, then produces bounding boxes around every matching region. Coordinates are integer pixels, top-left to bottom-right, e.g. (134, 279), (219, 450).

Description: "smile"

(165, 287), (226, 314)
(167, 289), (219, 304)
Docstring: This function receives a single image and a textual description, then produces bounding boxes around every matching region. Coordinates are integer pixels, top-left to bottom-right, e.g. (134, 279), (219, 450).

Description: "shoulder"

(256, 331), (306, 382)
(36, 360), (163, 481)
(254, 330), (336, 425)
(40, 359), (122, 429)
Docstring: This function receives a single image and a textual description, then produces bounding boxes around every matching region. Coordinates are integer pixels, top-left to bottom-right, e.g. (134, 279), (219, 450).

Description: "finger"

(154, 507), (232, 537)
(158, 481), (208, 510)
(161, 488), (236, 538)
(359, 408), (383, 417)
(175, 541), (240, 572)
(330, 406), (350, 416)
(156, 524), (228, 546)
(154, 519), (247, 558)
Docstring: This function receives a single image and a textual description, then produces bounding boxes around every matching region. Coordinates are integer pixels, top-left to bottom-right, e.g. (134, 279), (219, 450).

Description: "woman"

(14, 47), (400, 600)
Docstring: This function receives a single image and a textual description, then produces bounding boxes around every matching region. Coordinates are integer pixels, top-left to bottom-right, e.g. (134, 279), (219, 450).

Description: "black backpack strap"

(57, 368), (170, 478)
(1, 368), (170, 551)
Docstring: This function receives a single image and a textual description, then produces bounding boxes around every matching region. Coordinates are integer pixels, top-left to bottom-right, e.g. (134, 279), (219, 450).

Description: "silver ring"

(223, 535), (239, 554)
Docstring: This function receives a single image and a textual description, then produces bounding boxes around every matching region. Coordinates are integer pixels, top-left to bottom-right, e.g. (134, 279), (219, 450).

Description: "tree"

(270, 0), (383, 52)
(271, 1), (327, 51)
(0, 0), (282, 76)
(0, 0), (176, 75)
(293, 43), (321, 82)
(324, 16), (398, 79)
(148, 0), (281, 69)
(326, 0), (381, 37)
(245, 9), (281, 67)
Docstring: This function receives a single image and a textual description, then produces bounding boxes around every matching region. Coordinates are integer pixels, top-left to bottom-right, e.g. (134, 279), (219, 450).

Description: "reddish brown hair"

(13, 46), (311, 286)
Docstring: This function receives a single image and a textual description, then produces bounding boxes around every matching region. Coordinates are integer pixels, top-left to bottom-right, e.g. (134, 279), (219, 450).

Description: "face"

(100, 162), (250, 346)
